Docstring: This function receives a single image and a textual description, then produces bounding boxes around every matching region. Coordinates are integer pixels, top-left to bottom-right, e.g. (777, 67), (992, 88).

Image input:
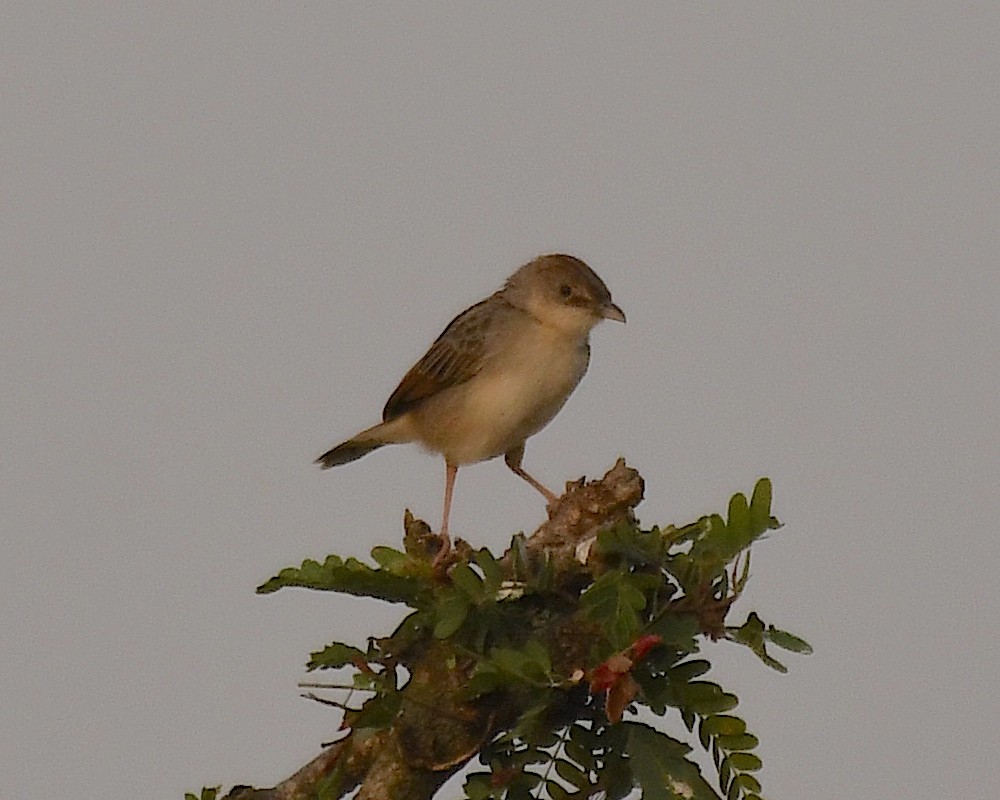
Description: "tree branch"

(223, 459), (645, 800)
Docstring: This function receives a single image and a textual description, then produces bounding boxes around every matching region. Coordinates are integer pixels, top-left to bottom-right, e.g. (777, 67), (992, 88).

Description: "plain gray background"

(3, 4), (998, 798)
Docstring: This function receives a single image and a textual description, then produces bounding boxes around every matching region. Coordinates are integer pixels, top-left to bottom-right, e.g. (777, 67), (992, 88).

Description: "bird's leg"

(433, 461), (458, 566)
(504, 446), (558, 503)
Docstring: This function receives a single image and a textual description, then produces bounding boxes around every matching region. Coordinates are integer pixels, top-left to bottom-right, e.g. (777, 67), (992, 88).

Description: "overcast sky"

(3, 5), (998, 799)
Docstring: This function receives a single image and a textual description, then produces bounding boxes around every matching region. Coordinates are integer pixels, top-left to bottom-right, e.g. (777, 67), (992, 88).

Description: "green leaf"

(729, 773), (762, 794)
(474, 548), (503, 594)
(502, 743), (550, 767)
(369, 545), (408, 572)
(450, 562), (486, 601)
(493, 640), (551, 684)
(467, 640), (552, 696)
(601, 750), (635, 800)
(564, 735), (596, 772)
(748, 478), (773, 529)
(554, 758), (590, 789)
(733, 613), (765, 647)
(467, 662), (510, 697)
(728, 614), (792, 672)
(546, 779), (573, 800)
(462, 771), (493, 800)
(681, 707), (696, 732)
(433, 592), (470, 638)
(502, 778), (538, 800)
(379, 609), (430, 659)
(698, 719), (711, 751)
(758, 652), (788, 673)
(727, 492), (750, 546)
(766, 626), (813, 654)
(521, 638), (553, 678)
(624, 723), (721, 800)
(596, 522), (665, 565)
(689, 513), (728, 564)
(687, 479), (781, 569)
(256, 555), (425, 605)
(699, 715), (746, 737)
(715, 733), (759, 752)
(646, 613), (699, 652)
(719, 755), (732, 795)
(722, 752), (763, 772)
(351, 670), (378, 691)
(351, 691), (402, 730)
(307, 641), (366, 671)
(580, 572), (648, 650)
(676, 682), (739, 715)
(567, 722), (600, 751)
(668, 659), (712, 683)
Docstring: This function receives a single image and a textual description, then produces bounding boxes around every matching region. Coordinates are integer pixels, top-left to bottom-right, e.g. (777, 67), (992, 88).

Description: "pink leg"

(434, 461), (457, 565)
(504, 447), (557, 503)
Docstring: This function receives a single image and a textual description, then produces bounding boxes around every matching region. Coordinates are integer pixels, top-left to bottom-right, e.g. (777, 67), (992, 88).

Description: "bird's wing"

(382, 295), (507, 421)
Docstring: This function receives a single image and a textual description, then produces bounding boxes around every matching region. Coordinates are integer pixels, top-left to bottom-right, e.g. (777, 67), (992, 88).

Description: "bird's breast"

(413, 329), (590, 465)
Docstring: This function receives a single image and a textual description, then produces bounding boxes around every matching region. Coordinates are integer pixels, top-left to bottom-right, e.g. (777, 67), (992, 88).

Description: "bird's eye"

(559, 284), (573, 298)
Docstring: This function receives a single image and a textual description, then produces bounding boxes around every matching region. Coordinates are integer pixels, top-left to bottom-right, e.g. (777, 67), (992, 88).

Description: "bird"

(316, 253), (625, 563)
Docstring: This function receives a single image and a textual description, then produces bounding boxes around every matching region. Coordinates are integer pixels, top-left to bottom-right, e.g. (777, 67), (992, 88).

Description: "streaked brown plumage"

(317, 253), (624, 562)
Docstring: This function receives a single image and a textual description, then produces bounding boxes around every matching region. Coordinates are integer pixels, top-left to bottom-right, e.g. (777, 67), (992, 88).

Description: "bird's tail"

(315, 418), (411, 469)
(315, 438), (384, 468)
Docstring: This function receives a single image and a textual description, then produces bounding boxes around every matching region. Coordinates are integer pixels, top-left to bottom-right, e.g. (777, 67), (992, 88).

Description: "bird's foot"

(431, 531), (452, 572)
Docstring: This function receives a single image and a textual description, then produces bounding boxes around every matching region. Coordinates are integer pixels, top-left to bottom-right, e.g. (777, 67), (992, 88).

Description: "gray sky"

(3, 4), (998, 798)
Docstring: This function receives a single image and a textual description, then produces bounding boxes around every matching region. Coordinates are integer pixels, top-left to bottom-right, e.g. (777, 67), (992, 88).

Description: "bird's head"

(503, 253), (625, 336)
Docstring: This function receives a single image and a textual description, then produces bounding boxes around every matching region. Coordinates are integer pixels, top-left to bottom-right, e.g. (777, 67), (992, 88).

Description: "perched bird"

(317, 253), (625, 561)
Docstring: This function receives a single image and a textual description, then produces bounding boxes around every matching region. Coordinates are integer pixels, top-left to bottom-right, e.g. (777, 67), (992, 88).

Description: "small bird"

(317, 253), (625, 562)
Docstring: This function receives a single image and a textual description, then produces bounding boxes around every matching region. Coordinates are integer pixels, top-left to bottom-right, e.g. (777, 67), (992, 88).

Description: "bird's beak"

(601, 302), (626, 323)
